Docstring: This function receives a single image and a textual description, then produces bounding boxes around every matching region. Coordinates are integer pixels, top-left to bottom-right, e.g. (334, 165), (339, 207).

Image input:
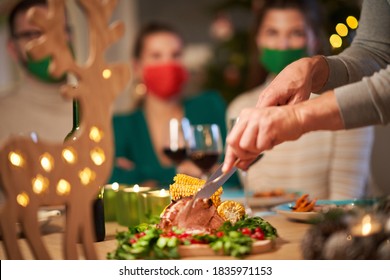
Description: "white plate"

(274, 199), (377, 222)
(247, 193), (299, 208)
(222, 189), (300, 208)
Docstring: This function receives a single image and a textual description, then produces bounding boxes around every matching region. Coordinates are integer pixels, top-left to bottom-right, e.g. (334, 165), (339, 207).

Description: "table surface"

(0, 210), (311, 260)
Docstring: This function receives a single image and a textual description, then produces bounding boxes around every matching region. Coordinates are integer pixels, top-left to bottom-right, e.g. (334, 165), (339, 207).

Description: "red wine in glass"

(163, 118), (187, 165)
(188, 151), (220, 173)
(187, 124), (223, 178)
(163, 147), (187, 164)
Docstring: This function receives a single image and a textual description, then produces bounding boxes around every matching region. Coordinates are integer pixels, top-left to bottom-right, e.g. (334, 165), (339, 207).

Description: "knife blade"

(183, 163), (237, 221)
(201, 152), (264, 192)
(194, 165), (237, 200)
(183, 154), (264, 220)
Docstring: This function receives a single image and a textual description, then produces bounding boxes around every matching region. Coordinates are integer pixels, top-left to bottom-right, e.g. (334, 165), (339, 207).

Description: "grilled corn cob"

(169, 174), (223, 206)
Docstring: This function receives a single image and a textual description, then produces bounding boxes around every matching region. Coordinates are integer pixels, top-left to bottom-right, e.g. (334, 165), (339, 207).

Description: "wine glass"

(162, 118), (187, 165)
(187, 123), (223, 179)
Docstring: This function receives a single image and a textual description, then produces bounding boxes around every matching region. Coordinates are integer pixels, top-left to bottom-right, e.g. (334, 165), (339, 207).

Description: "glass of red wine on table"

(186, 123), (223, 180)
(162, 118), (188, 165)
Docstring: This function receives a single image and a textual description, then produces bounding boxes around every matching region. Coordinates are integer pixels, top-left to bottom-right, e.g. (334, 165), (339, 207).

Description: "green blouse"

(108, 91), (240, 188)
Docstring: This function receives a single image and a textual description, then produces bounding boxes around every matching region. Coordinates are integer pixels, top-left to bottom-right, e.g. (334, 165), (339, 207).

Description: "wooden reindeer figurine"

(0, 0), (130, 259)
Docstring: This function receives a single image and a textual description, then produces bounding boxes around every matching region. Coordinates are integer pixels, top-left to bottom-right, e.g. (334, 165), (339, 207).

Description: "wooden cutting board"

(178, 239), (275, 258)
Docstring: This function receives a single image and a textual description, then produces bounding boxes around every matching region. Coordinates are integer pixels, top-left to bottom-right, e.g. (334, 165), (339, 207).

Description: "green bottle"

(65, 99), (80, 141)
(65, 99), (106, 242)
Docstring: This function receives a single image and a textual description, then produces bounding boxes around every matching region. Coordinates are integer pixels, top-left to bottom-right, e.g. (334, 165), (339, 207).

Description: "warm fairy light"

(102, 69), (112, 79)
(62, 147), (77, 164)
(90, 147), (106, 166)
(32, 174), (49, 194)
(329, 34), (342, 48)
(16, 192), (30, 207)
(112, 182), (119, 191)
(133, 184), (140, 192)
(40, 152), (54, 172)
(79, 167), (96, 185)
(89, 126), (103, 143)
(9, 151), (25, 167)
(346, 16), (358, 29)
(336, 23), (348, 37)
(56, 179), (71, 195)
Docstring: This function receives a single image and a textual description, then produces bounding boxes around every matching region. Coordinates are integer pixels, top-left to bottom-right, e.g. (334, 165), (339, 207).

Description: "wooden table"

(0, 213), (311, 260)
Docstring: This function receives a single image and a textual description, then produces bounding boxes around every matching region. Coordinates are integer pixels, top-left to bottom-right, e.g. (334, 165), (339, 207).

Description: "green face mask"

(25, 55), (66, 83)
(260, 48), (307, 74)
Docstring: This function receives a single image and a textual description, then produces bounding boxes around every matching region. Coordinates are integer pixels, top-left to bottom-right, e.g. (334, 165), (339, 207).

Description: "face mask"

(260, 48), (306, 74)
(25, 55), (67, 83)
(143, 63), (188, 100)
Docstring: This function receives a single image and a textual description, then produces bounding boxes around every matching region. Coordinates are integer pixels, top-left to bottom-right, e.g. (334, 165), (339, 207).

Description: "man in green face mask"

(226, 0), (374, 200)
(0, 0), (72, 144)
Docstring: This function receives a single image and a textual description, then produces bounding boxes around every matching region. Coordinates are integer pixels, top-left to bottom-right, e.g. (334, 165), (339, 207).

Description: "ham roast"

(158, 197), (224, 234)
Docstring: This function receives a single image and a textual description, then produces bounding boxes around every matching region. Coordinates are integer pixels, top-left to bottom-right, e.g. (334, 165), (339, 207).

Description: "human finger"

(222, 145), (238, 173)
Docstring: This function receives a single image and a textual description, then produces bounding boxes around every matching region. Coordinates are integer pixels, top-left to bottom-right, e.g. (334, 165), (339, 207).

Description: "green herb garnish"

(107, 216), (278, 260)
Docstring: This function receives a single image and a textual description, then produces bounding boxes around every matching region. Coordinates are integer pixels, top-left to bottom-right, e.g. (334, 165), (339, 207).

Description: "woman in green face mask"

(227, 0), (374, 200)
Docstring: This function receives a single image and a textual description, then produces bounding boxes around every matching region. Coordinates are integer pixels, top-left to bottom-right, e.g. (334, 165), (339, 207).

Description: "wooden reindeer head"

(0, 0), (130, 259)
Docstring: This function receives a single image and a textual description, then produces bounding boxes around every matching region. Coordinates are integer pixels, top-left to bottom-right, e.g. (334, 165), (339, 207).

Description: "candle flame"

(160, 189), (167, 196)
(112, 182), (119, 191)
(133, 184), (140, 192)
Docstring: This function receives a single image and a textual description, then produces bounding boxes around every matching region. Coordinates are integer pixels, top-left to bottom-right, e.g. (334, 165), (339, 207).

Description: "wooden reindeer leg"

(20, 207), (51, 259)
(63, 205), (79, 260)
(0, 203), (23, 259)
(80, 201), (97, 259)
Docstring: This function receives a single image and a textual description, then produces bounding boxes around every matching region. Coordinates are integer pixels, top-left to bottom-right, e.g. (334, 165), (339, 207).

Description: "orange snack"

(292, 194), (317, 212)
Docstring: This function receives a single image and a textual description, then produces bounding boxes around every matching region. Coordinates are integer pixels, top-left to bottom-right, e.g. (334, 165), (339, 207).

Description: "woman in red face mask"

(108, 22), (237, 188)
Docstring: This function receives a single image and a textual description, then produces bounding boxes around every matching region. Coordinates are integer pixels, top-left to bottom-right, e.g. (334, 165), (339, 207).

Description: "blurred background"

(0, 0), (388, 195)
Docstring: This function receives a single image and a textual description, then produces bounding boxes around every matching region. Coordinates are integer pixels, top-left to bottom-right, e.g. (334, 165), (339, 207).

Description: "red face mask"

(143, 63), (188, 100)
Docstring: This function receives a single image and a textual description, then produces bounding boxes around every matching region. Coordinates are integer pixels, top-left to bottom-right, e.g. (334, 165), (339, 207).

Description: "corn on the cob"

(217, 200), (245, 224)
(169, 174), (223, 206)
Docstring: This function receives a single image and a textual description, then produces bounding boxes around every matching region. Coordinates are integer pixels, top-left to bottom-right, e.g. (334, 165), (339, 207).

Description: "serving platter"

(178, 239), (274, 258)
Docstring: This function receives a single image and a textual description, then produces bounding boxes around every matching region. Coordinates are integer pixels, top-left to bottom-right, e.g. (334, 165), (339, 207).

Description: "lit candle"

(103, 182), (119, 221)
(115, 184), (153, 227)
(351, 214), (382, 237)
(140, 189), (172, 223)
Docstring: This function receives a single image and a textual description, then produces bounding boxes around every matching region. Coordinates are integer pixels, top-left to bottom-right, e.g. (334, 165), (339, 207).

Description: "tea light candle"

(141, 189), (171, 222)
(351, 214), (382, 237)
(115, 184), (152, 227)
(103, 182), (119, 221)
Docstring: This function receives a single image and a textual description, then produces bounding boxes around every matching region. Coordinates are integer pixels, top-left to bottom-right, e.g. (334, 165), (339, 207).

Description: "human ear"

(7, 39), (20, 62)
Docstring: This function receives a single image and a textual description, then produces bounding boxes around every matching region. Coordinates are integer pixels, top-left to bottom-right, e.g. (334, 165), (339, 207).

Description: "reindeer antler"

(26, 0), (77, 77)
